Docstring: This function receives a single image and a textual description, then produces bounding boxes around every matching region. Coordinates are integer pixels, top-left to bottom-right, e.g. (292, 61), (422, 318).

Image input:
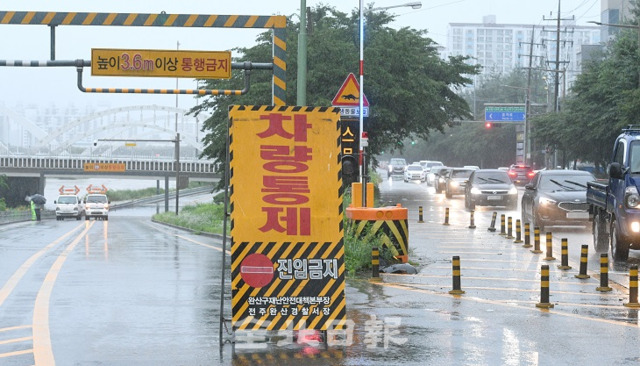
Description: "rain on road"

(1, 181), (640, 365)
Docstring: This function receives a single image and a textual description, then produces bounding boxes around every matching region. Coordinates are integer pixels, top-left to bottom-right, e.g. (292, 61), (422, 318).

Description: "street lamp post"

(359, 1), (421, 207)
(588, 20), (640, 88)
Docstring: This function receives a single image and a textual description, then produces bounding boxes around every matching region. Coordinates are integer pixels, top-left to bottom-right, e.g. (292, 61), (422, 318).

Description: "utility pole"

(520, 26), (544, 166)
(296, 0), (307, 106)
(543, 0), (573, 113)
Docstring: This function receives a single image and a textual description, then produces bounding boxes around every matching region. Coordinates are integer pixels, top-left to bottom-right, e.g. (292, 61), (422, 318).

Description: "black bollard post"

(506, 217), (514, 239)
(418, 206), (424, 223)
(624, 265), (640, 308)
(523, 222), (532, 248)
(557, 238), (571, 270)
(575, 244), (591, 279)
(468, 210), (476, 229)
(449, 256), (465, 295)
(531, 226), (542, 254)
(513, 219), (523, 243)
(536, 264), (554, 309)
(488, 212), (497, 232)
(544, 232), (556, 261)
(596, 253), (612, 292)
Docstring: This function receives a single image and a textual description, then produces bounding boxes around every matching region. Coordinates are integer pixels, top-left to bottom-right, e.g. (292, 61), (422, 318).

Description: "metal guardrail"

(0, 186), (215, 225)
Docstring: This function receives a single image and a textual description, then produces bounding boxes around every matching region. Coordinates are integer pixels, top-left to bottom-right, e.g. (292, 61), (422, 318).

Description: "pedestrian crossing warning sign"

(331, 73), (369, 107)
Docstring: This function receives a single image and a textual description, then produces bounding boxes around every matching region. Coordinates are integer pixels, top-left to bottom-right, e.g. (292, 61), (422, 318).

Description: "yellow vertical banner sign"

(228, 105), (346, 331)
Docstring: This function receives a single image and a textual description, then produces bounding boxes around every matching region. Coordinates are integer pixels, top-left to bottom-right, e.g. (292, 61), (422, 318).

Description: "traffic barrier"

(624, 265), (640, 308)
(531, 227), (542, 254)
(506, 216), (514, 239)
(488, 212), (497, 232)
(418, 206), (424, 223)
(575, 244), (591, 279)
(371, 247), (381, 282)
(468, 210), (476, 229)
(443, 207), (450, 226)
(536, 264), (554, 308)
(557, 238), (571, 270)
(544, 232), (556, 261)
(513, 219), (523, 243)
(596, 253), (612, 292)
(523, 222), (532, 248)
(499, 214), (506, 236)
(346, 204), (409, 263)
(448, 256), (465, 295)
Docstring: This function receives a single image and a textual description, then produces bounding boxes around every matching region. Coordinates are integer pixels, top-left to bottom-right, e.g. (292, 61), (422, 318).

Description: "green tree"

(531, 2), (640, 169)
(190, 5), (479, 187)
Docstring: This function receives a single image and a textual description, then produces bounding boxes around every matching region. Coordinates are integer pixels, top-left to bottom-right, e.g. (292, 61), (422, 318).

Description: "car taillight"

(508, 171), (516, 177)
(527, 171), (535, 178)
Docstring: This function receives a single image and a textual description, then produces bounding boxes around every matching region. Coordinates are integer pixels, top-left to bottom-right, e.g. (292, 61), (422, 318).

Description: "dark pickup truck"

(588, 126), (640, 261)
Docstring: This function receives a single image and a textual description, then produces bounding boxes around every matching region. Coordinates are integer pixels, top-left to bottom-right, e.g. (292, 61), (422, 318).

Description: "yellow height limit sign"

(91, 48), (231, 79)
(84, 163), (126, 173)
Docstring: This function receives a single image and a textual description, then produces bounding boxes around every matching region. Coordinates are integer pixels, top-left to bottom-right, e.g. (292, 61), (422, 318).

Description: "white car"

(54, 195), (85, 221)
(404, 164), (426, 182)
(84, 194), (110, 221)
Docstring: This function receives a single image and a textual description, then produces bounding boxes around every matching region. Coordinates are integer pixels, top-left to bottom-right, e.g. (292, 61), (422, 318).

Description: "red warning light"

(485, 122), (492, 129)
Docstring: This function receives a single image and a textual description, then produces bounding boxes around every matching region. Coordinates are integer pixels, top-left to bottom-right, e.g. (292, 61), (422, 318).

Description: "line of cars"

(431, 164), (597, 233)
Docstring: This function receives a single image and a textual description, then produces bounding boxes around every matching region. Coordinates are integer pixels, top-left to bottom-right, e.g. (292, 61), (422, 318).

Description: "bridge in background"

(0, 155), (218, 181)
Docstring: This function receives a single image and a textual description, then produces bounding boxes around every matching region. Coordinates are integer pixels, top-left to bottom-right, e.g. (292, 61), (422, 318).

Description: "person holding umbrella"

(29, 194), (46, 221)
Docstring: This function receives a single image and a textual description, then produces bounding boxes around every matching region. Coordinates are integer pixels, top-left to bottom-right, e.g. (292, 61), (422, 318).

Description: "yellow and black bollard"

(499, 214), (506, 236)
(449, 256), (465, 295)
(596, 253), (612, 292)
(523, 222), (532, 248)
(513, 219), (523, 243)
(371, 247), (381, 282)
(575, 244), (591, 279)
(488, 212), (497, 232)
(624, 265), (640, 308)
(468, 210), (476, 229)
(418, 206), (424, 223)
(544, 232), (556, 261)
(557, 238), (571, 270)
(443, 207), (450, 226)
(506, 217), (514, 239)
(536, 264), (554, 308)
(531, 226), (543, 254)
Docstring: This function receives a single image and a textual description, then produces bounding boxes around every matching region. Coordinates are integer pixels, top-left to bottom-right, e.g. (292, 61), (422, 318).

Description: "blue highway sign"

(485, 106), (525, 122)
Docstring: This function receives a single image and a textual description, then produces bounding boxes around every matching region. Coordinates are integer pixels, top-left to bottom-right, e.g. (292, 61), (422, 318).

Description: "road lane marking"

(0, 348), (33, 358)
(0, 336), (32, 345)
(32, 221), (95, 366)
(145, 222), (231, 255)
(0, 223), (85, 308)
(373, 281), (639, 328)
(0, 325), (31, 332)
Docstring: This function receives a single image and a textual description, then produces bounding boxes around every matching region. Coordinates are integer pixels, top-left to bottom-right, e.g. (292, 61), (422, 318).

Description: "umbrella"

(30, 194), (47, 205)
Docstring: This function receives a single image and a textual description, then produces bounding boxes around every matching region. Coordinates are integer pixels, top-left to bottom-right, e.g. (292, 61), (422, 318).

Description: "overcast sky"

(0, 0), (601, 110)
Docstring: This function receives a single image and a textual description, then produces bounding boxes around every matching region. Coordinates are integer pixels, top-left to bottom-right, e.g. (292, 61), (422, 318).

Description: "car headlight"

(539, 197), (557, 206)
(450, 181), (460, 188)
(470, 187), (481, 195)
(625, 186), (640, 208)
(508, 187), (518, 195)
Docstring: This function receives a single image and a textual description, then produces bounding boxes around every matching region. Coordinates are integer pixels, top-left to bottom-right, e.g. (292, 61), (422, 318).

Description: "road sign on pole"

(332, 73), (369, 117)
(485, 106), (526, 122)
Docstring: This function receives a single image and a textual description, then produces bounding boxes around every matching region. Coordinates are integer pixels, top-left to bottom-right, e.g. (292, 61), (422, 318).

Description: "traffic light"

(485, 122), (492, 129)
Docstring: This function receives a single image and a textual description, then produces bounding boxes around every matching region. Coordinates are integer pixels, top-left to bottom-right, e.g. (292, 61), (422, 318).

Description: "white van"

(54, 195), (85, 221)
(84, 194), (110, 221)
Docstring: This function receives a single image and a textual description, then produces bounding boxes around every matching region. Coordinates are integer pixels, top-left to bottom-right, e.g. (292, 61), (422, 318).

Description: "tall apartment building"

(600, 0), (633, 41)
(446, 15), (601, 89)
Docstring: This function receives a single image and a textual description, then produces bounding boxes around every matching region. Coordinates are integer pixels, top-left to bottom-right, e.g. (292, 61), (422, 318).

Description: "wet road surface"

(1, 181), (640, 364)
